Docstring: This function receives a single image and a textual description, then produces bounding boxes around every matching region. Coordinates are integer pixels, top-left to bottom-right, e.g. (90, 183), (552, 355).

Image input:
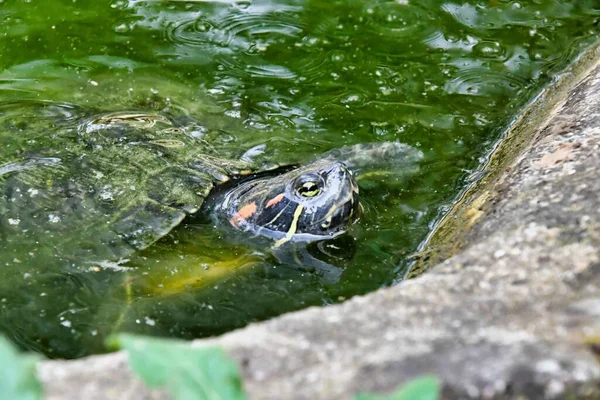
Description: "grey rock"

(39, 44), (600, 400)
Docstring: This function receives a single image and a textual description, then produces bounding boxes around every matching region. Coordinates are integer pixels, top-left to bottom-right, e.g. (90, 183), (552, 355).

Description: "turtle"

(0, 102), (424, 357)
(0, 108), (421, 270)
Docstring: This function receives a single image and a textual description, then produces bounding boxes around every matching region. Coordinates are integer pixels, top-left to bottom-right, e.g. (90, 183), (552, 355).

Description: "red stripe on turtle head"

(230, 202), (257, 228)
(265, 193), (285, 208)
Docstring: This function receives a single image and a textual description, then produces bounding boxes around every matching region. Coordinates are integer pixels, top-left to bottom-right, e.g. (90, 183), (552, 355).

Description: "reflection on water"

(0, 0), (598, 358)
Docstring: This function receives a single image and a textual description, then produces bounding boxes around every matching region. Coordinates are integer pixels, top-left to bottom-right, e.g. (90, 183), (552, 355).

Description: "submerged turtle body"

(0, 110), (363, 266)
(0, 102), (424, 358)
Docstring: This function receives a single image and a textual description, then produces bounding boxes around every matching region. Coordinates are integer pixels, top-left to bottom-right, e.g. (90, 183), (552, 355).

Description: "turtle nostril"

(330, 161), (346, 171)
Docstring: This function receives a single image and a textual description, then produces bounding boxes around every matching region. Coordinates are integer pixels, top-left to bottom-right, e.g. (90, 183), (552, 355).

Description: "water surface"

(0, 0), (598, 358)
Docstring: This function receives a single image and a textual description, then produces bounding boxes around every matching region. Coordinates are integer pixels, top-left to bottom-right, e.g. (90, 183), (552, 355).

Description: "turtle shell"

(0, 105), (255, 265)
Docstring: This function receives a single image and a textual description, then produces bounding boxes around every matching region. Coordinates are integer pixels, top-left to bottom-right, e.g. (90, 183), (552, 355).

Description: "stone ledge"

(39, 44), (600, 399)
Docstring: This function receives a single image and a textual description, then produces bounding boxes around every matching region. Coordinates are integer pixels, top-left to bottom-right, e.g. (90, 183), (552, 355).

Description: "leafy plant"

(111, 334), (440, 400)
(355, 375), (440, 400)
(0, 331), (441, 400)
(109, 334), (247, 400)
(0, 335), (43, 400)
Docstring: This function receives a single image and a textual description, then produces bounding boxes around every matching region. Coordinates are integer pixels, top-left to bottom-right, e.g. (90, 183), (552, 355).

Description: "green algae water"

(0, 0), (598, 358)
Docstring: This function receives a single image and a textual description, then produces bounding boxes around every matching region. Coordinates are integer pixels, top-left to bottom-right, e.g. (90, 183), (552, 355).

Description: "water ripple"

(0, 157), (62, 177)
(219, 12), (303, 40)
(444, 67), (527, 96)
(441, 2), (575, 30)
(160, 7), (308, 79)
(218, 57), (297, 79)
(165, 16), (236, 50)
(160, 7), (305, 55)
(367, 2), (438, 40)
(0, 100), (80, 121)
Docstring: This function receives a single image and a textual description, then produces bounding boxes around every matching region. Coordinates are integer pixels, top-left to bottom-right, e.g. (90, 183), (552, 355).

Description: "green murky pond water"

(0, 0), (598, 358)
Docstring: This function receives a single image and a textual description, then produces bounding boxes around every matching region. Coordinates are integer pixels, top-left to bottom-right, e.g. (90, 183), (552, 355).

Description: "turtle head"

(225, 160), (360, 243)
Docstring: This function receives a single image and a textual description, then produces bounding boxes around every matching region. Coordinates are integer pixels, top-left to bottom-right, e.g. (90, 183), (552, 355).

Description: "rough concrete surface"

(39, 48), (600, 399)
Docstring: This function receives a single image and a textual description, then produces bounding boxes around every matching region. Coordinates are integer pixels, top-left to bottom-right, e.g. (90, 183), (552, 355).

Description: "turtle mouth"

(309, 210), (355, 236)
(308, 190), (360, 233)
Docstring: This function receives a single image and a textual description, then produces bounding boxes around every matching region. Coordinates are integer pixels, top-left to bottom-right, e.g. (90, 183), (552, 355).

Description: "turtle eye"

(296, 181), (321, 198)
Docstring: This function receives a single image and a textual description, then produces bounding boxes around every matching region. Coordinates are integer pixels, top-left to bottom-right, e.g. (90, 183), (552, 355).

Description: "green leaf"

(0, 335), (43, 400)
(109, 334), (247, 400)
(355, 376), (440, 400)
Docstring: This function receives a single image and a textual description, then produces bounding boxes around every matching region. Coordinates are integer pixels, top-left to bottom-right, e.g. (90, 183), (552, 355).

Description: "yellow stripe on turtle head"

(274, 204), (304, 248)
